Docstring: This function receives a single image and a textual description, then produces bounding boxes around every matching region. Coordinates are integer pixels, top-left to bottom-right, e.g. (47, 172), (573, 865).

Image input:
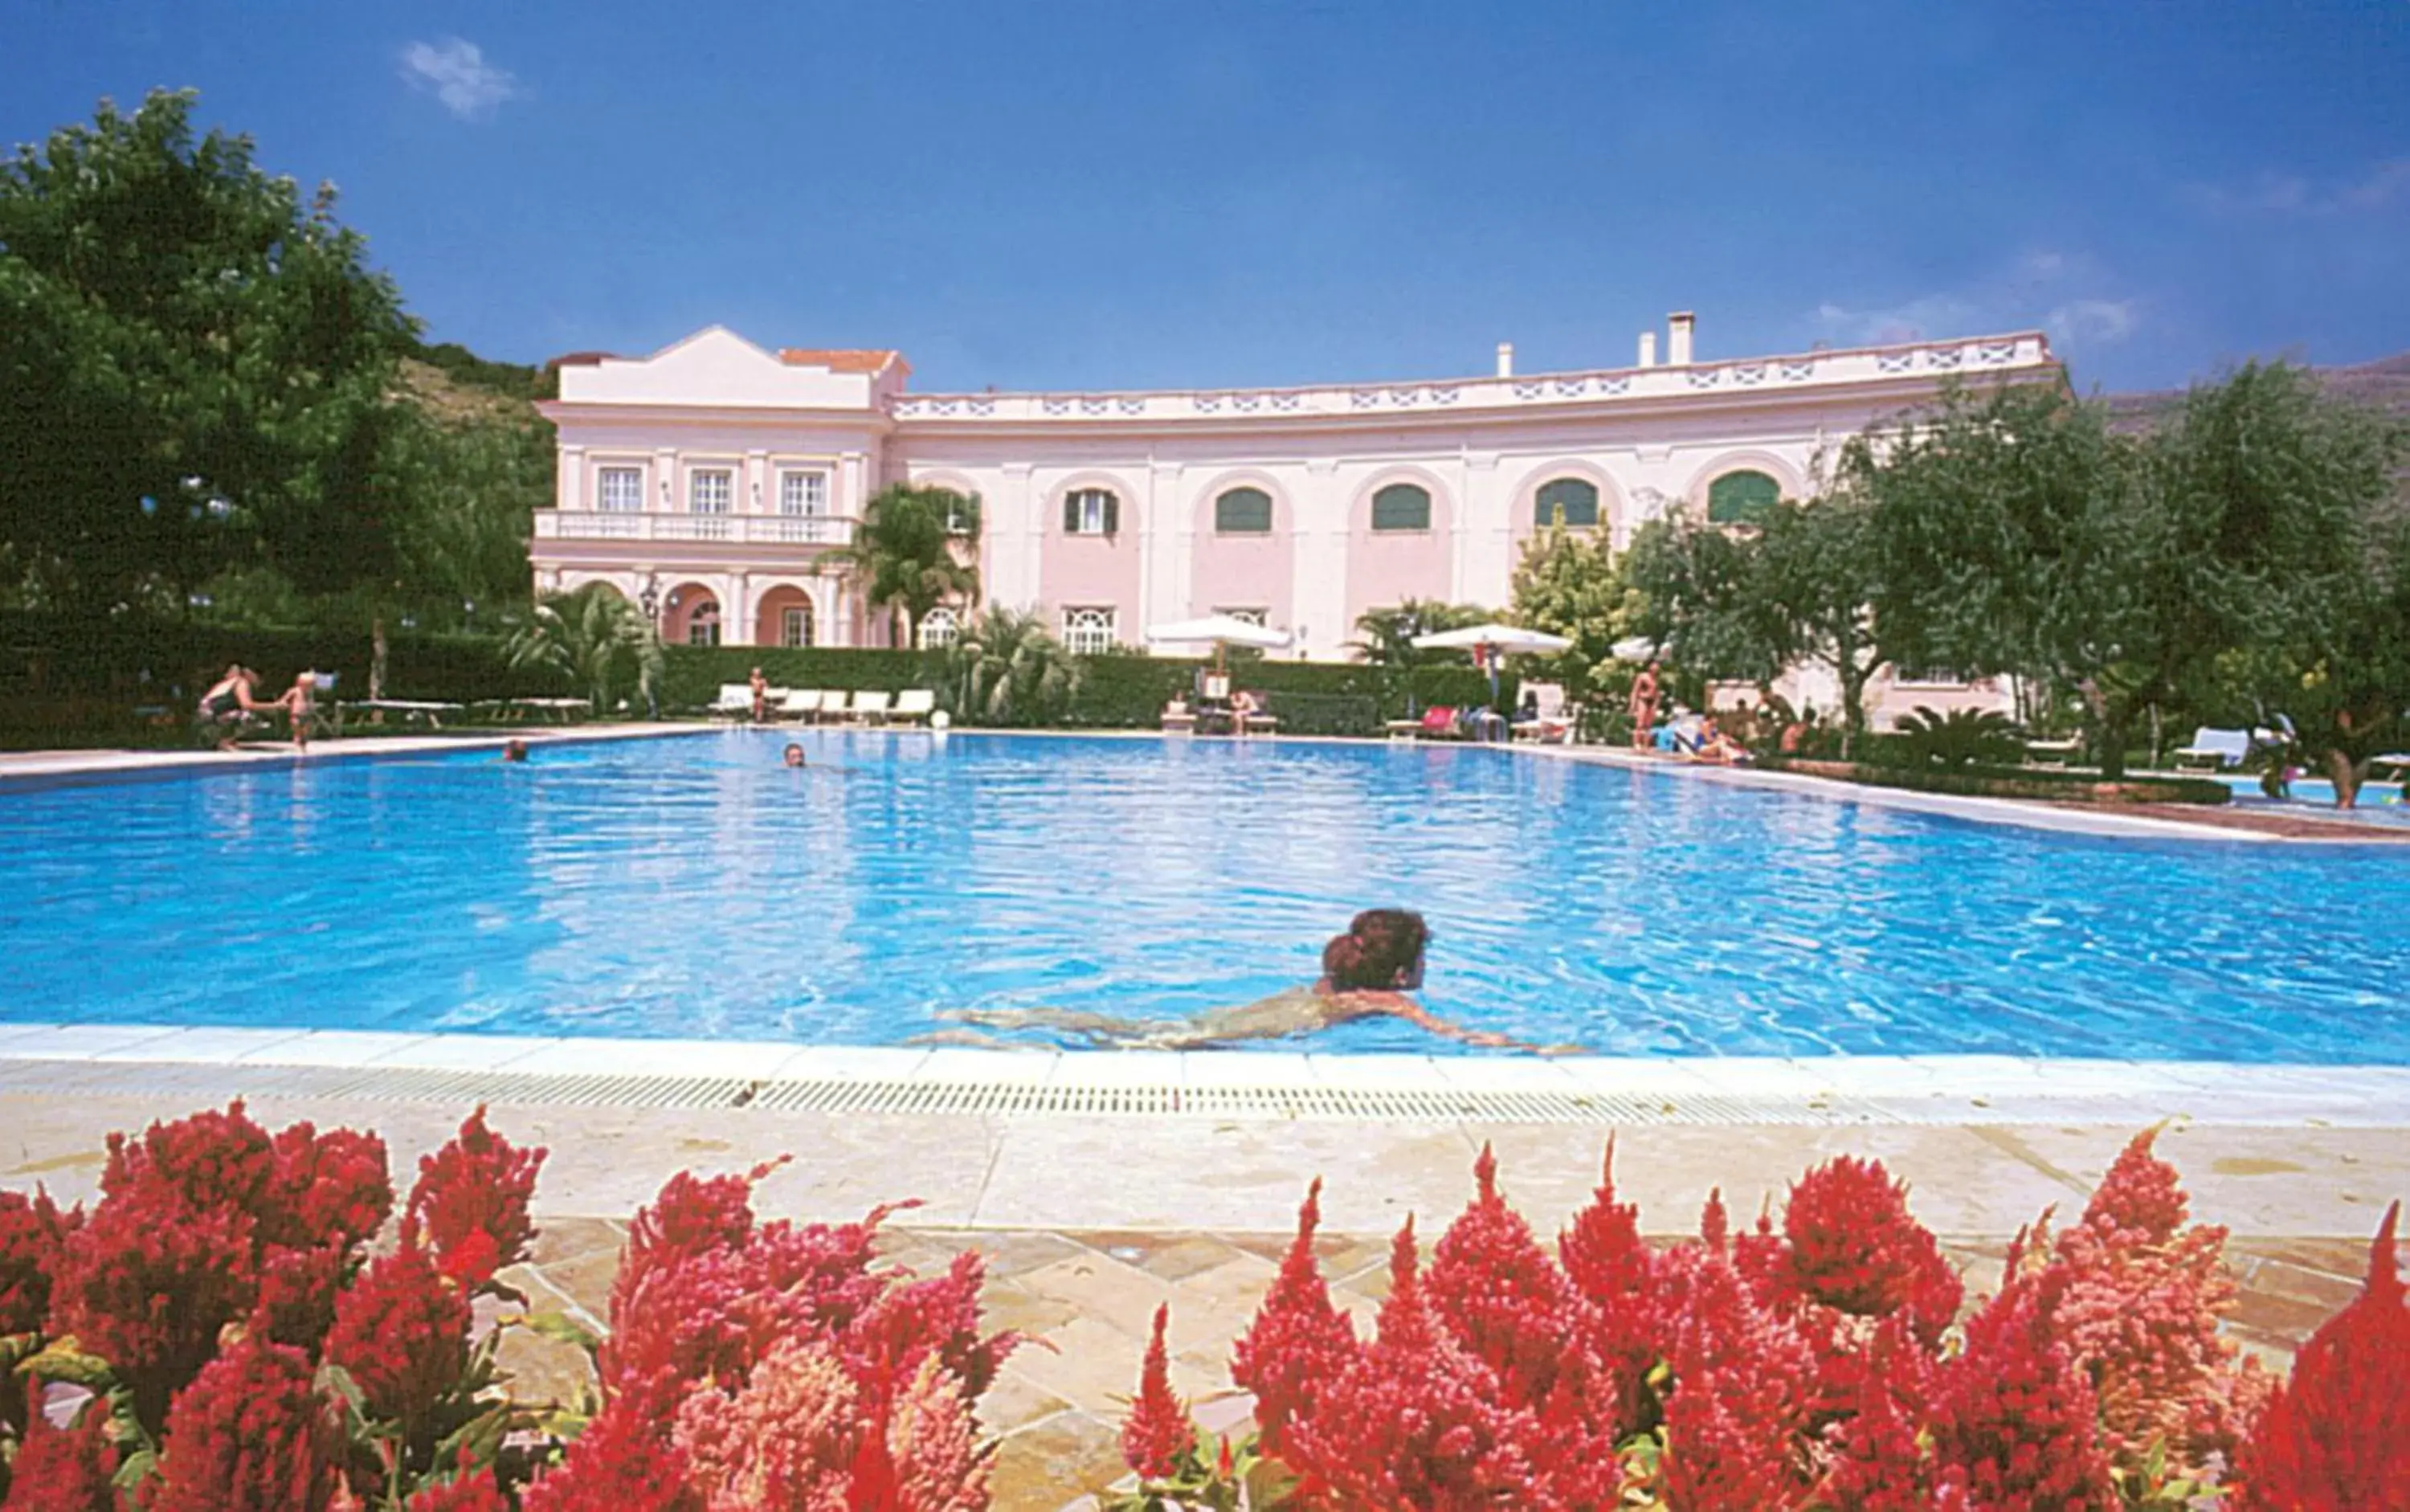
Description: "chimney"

(1638, 330), (1658, 367)
(1495, 341), (1514, 378)
(1668, 311), (1695, 366)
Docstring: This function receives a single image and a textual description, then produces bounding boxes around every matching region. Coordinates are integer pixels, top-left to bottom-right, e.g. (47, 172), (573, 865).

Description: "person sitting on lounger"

(1694, 716), (1751, 765)
(933, 909), (1571, 1052)
(197, 665), (274, 750)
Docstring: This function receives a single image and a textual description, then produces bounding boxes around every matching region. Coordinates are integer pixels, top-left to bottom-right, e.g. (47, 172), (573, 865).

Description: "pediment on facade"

(559, 325), (878, 411)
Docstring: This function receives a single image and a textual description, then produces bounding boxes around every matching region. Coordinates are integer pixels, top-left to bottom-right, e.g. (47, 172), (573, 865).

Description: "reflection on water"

(4, 729), (2408, 1060)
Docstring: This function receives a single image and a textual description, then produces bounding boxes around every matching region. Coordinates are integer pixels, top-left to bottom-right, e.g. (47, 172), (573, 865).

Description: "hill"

(2108, 350), (2410, 423)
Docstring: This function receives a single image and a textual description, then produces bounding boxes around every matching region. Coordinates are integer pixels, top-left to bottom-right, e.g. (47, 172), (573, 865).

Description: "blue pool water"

(5, 730), (2408, 1060)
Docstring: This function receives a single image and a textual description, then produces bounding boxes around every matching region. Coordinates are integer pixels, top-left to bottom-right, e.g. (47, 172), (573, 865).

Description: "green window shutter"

(1370, 484), (1432, 532)
(1103, 494), (1120, 535)
(1215, 488), (1273, 533)
(1534, 478), (1599, 529)
(1707, 471), (1780, 525)
(1064, 495), (1081, 534)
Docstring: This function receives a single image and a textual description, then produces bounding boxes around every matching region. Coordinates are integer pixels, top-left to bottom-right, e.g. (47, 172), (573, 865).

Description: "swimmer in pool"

(784, 743), (807, 767)
(933, 909), (1576, 1052)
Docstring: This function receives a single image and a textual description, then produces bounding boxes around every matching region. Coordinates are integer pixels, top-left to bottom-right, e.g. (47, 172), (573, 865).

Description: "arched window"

(1370, 483), (1432, 533)
(1534, 477), (1599, 529)
(687, 601), (721, 647)
(1063, 488), (1120, 536)
(1214, 487), (1273, 534)
(917, 607), (960, 650)
(1062, 607), (1117, 656)
(1707, 470), (1781, 526)
(781, 600), (815, 648)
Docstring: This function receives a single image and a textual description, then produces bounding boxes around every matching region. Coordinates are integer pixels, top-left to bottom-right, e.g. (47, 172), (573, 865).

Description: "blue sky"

(6, 1), (2406, 394)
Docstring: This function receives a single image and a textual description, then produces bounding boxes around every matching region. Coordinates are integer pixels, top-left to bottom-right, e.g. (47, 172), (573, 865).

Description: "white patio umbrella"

(1611, 635), (1660, 663)
(1145, 614), (1293, 672)
(1411, 623), (1572, 713)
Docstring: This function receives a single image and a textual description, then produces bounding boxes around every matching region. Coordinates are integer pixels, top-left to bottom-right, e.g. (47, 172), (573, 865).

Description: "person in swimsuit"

(197, 666), (272, 749)
(1628, 660), (1662, 750)
(277, 671), (319, 753)
(750, 667), (770, 724)
(503, 738), (529, 763)
(934, 909), (1574, 1052)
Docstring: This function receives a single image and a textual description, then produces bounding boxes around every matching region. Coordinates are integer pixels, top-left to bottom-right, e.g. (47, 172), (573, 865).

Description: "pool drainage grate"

(0, 1056), (1917, 1125)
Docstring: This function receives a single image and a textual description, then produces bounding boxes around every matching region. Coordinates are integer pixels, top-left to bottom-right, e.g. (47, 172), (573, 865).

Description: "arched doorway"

(665, 583), (721, 646)
(755, 585), (816, 648)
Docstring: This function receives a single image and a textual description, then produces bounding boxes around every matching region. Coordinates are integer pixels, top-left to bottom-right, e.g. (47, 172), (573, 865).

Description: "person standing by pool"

(749, 666), (770, 723)
(196, 665), (274, 750)
(1628, 661), (1662, 750)
(276, 670), (320, 753)
(934, 909), (1571, 1052)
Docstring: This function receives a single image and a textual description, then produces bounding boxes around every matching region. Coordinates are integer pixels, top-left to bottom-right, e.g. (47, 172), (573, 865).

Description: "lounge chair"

(846, 691), (893, 725)
(1415, 705), (1461, 741)
(1240, 701), (1280, 737)
(1511, 683), (1575, 744)
(2024, 736), (2081, 767)
(780, 689), (823, 721)
(1162, 700), (1197, 734)
(711, 684), (752, 720)
(2174, 727), (2251, 770)
(1383, 716), (1422, 741)
(2371, 752), (2410, 780)
(888, 689), (937, 726)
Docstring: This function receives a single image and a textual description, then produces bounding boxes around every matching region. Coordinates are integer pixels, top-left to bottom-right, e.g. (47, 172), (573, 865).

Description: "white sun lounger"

(2173, 727), (2251, 770)
(846, 690), (893, 725)
(888, 689), (937, 725)
(712, 684), (753, 719)
(780, 689), (823, 721)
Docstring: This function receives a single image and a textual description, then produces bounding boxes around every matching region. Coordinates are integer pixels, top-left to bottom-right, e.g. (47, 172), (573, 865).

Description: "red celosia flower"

(1816, 1314), (1942, 1510)
(1783, 1155), (1963, 1346)
(324, 1239), (474, 1443)
(672, 1332), (859, 1509)
(404, 1106), (547, 1291)
(260, 1121), (393, 1253)
(521, 1399), (703, 1512)
(2236, 1199), (2410, 1511)
(1284, 1218), (1540, 1510)
(99, 1101), (276, 1216)
(153, 1335), (340, 1512)
(1557, 1135), (1661, 1416)
(403, 1465), (515, 1511)
(1700, 1187), (1730, 1252)
(879, 1355), (993, 1512)
(1230, 1178), (1357, 1458)
(1651, 1241), (1820, 1511)
(3, 1386), (116, 1511)
(1121, 1303), (1194, 1481)
(252, 1239), (350, 1356)
(2080, 1126), (2188, 1245)
(0, 1187), (79, 1338)
(1922, 1277), (2110, 1510)
(47, 1191), (258, 1431)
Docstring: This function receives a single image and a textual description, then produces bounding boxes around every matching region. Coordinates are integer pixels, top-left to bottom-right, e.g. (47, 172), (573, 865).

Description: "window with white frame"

(686, 602), (721, 647)
(782, 603), (815, 648)
(598, 467), (644, 513)
(917, 606), (960, 650)
(1063, 488), (1119, 535)
(690, 469), (733, 515)
(1062, 606), (1117, 656)
(778, 471), (827, 516)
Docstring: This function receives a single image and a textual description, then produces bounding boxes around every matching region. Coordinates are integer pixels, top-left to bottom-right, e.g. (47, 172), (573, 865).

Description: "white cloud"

(399, 38), (519, 121)
(1809, 251), (2140, 352)
(2185, 158), (2409, 217)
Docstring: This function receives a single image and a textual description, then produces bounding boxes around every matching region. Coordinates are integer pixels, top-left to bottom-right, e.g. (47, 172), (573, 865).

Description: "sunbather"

(933, 909), (1575, 1052)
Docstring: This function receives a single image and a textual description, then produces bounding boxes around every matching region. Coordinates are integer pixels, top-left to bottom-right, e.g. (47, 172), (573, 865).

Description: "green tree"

(384, 406), (547, 630)
(1752, 491), (1888, 750)
(0, 90), (412, 611)
(1509, 521), (1626, 706)
(1620, 517), (1782, 689)
(1347, 599), (1485, 717)
(833, 484), (982, 648)
(942, 607), (1078, 727)
(504, 582), (663, 715)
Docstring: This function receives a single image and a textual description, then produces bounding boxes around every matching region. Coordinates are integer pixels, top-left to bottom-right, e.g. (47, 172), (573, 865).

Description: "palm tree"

(943, 607), (1078, 726)
(1347, 599), (1486, 716)
(504, 582), (663, 716)
(831, 484), (982, 648)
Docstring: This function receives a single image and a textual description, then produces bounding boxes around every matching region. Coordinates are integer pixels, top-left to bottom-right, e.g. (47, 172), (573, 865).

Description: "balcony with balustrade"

(532, 509), (860, 557)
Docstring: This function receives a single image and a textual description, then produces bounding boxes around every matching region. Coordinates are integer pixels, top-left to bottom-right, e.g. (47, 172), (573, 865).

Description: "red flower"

(1783, 1155), (1963, 1346)
(2237, 1200), (2410, 1511)
(2, 1387), (116, 1510)
(261, 1121), (392, 1253)
(324, 1240), (474, 1443)
(99, 1101), (276, 1217)
(521, 1399), (702, 1512)
(252, 1240), (350, 1355)
(1557, 1136), (1660, 1408)
(1652, 1242), (1820, 1511)
(1121, 1303), (1194, 1481)
(1230, 1178), (1357, 1458)
(0, 1187), (79, 1338)
(403, 1465), (515, 1510)
(404, 1106), (546, 1292)
(153, 1335), (340, 1512)
(1922, 1278), (2110, 1510)
(47, 1191), (258, 1431)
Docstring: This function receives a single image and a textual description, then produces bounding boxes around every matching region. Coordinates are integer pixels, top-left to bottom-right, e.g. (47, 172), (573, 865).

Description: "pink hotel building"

(533, 314), (2058, 681)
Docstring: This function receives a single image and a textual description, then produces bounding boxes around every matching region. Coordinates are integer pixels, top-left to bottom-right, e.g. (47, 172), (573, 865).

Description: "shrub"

(1886, 705), (2027, 769)
(1117, 1132), (2400, 1511)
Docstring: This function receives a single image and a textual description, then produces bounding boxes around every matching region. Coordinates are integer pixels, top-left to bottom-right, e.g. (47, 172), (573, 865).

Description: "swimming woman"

(934, 909), (1571, 1052)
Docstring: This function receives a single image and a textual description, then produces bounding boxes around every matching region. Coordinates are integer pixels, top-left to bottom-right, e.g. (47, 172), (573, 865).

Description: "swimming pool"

(6, 730), (2407, 1061)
